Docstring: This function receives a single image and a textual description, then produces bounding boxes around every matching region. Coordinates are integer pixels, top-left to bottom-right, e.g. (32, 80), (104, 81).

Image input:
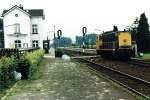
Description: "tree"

(76, 36), (83, 47)
(53, 37), (72, 48)
(75, 33), (97, 48)
(125, 17), (139, 41)
(113, 26), (118, 31)
(137, 13), (149, 34)
(137, 13), (150, 52)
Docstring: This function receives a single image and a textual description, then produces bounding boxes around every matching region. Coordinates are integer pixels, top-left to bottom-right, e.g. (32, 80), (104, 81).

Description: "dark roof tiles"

(2, 5), (44, 17)
(27, 9), (44, 17)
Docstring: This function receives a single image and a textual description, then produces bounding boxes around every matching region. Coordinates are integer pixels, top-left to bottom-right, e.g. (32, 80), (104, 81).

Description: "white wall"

(31, 17), (44, 48)
(3, 7), (45, 49)
(3, 8), (31, 48)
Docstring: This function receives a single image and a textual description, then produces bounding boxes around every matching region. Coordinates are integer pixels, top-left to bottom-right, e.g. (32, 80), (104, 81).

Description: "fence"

(0, 48), (40, 58)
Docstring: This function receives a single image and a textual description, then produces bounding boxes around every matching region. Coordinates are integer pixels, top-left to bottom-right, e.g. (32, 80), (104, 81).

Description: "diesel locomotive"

(96, 31), (134, 59)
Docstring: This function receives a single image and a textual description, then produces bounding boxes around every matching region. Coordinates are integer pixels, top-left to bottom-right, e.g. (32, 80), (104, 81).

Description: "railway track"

(129, 58), (150, 67)
(62, 49), (150, 99)
(76, 58), (150, 99)
(63, 48), (150, 67)
(62, 49), (96, 56)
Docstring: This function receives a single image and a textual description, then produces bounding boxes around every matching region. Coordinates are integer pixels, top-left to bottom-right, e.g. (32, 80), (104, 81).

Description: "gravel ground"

(91, 58), (150, 82)
(5, 56), (138, 100)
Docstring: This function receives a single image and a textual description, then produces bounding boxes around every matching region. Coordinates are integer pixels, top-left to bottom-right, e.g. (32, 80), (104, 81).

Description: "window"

(32, 24), (38, 34)
(15, 40), (21, 48)
(32, 40), (38, 48)
(14, 23), (20, 34)
(15, 14), (18, 17)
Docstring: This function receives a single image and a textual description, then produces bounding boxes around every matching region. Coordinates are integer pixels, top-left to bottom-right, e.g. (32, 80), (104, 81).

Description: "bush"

(0, 49), (44, 91)
(17, 58), (30, 79)
(0, 56), (17, 90)
(18, 49), (44, 79)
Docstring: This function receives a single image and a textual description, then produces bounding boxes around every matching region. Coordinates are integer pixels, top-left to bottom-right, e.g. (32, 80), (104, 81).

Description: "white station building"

(2, 5), (45, 48)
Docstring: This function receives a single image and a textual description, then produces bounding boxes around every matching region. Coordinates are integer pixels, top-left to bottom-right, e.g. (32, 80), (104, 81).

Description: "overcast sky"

(0, 0), (150, 41)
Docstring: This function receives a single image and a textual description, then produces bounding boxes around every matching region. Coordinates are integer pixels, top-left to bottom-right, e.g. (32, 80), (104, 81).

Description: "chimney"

(19, 4), (23, 9)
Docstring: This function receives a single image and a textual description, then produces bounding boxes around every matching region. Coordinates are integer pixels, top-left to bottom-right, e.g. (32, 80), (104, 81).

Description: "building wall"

(0, 29), (4, 48)
(0, 18), (4, 48)
(3, 8), (31, 48)
(30, 17), (44, 48)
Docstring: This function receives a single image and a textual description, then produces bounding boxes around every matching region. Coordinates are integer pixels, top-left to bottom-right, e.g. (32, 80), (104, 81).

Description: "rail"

(77, 58), (150, 99)
(63, 49), (150, 99)
(129, 58), (150, 67)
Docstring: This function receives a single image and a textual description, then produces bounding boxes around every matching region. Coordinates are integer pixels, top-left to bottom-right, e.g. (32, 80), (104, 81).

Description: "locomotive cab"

(96, 31), (133, 59)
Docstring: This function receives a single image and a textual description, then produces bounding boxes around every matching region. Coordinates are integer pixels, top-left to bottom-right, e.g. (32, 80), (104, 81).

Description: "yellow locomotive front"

(117, 32), (132, 57)
(118, 32), (132, 48)
(96, 31), (133, 59)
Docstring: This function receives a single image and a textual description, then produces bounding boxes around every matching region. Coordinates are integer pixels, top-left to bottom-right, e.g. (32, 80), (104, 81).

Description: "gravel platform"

(6, 56), (138, 100)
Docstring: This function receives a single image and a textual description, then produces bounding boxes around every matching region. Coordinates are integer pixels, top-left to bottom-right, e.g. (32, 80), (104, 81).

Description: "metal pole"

(82, 27), (87, 52)
(54, 25), (56, 49)
(82, 36), (85, 52)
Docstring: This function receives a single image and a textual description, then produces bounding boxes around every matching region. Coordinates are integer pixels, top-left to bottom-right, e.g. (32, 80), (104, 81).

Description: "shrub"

(18, 49), (44, 79)
(0, 49), (44, 90)
(0, 56), (17, 90)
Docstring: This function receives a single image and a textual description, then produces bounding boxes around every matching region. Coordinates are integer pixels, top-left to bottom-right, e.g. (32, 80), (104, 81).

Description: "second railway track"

(62, 49), (150, 99)
(129, 58), (150, 67)
(77, 58), (150, 99)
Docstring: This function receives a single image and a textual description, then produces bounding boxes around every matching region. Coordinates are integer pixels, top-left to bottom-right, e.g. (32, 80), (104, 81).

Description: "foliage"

(125, 13), (150, 52)
(76, 36), (83, 47)
(125, 17), (139, 41)
(0, 56), (17, 90)
(137, 13), (149, 34)
(137, 13), (150, 52)
(0, 49), (44, 95)
(75, 33), (97, 48)
(24, 49), (44, 79)
(141, 53), (150, 60)
(53, 37), (72, 48)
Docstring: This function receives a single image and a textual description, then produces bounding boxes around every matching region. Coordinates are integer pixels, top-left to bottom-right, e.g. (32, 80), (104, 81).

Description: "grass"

(140, 53), (150, 61)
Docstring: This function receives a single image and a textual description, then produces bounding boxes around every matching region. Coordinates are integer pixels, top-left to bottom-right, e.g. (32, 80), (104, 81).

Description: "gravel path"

(6, 57), (137, 100)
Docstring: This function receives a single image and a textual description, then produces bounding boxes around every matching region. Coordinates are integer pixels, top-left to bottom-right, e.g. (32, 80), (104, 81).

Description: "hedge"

(0, 56), (17, 90)
(0, 49), (44, 91)
(18, 49), (44, 79)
